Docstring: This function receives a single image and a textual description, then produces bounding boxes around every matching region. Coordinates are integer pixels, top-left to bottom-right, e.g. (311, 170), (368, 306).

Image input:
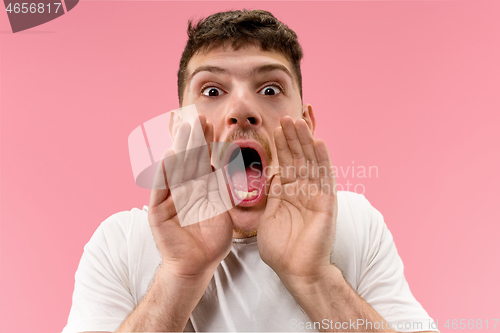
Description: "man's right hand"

(119, 114), (233, 332)
(148, 114), (233, 280)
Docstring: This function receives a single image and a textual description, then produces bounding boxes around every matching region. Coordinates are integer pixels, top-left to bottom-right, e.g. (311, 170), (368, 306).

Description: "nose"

(225, 90), (262, 130)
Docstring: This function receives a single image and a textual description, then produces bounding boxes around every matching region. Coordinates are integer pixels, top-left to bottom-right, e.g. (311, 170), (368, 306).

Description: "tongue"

(231, 166), (261, 191)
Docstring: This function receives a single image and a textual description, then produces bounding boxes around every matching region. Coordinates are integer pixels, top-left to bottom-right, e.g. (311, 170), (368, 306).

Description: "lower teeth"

(235, 190), (258, 200)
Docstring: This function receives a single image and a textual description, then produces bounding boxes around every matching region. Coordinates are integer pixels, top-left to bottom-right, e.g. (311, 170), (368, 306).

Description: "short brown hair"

(177, 9), (304, 106)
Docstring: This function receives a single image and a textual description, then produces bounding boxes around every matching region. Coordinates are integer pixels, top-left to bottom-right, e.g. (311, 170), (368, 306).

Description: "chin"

(228, 199), (266, 237)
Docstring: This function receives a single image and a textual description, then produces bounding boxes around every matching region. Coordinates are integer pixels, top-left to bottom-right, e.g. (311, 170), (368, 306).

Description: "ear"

(302, 104), (316, 136)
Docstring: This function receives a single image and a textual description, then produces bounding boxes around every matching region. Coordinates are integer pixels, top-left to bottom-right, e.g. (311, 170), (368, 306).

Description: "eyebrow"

(187, 63), (295, 85)
(251, 64), (294, 82)
(188, 66), (229, 84)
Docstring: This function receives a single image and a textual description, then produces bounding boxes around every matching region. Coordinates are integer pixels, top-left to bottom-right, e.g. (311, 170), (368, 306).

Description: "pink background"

(1, 1), (499, 332)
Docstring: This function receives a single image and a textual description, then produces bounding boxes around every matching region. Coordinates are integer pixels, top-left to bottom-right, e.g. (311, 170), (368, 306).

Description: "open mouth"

(225, 146), (266, 206)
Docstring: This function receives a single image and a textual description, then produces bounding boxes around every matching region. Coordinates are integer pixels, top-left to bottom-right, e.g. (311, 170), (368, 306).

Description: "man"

(63, 10), (437, 333)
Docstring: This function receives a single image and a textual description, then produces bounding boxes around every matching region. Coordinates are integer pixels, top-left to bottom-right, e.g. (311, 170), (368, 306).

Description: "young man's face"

(181, 44), (315, 237)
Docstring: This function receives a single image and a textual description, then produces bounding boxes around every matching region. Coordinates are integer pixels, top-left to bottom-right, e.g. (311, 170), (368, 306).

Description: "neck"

(232, 227), (257, 238)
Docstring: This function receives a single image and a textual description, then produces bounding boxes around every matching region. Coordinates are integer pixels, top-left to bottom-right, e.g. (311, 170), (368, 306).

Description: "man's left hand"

(257, 116), (338, 290)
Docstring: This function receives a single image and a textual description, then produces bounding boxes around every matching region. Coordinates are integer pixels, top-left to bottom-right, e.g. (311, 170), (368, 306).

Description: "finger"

(295, 119), (317, 163)
(207, 165), (218, 193)
(206, 167), (226, 211)
(186, 114), (207, 150)
(199, 114), (207, 133)
(263, 173), (282, 218)
(193, 145), (212, 179)
(184, 116), (207, 181)
(314, 140), (336, 194)
(281, 116), (307, 175)
(274, 126), (295, 184)
(150, 149), (176, 208)
(314, 139), (332, 174)
(205, 120), (214, 158)
(191, 118), (212, 179)
(199, 119), (214, 174)
(172, 121), (191, 154)
(150, 195), (179, 226)
(169, 122), (190, 186)
(195, 113), (207, 150)
(295, 119), (319, 180)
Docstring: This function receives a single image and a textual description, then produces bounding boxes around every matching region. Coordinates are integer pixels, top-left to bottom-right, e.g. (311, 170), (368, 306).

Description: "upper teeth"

(234, 190), (258, 200)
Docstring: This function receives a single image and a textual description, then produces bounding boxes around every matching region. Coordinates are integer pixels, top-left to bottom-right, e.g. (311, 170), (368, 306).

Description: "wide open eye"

(201, 87), (224, 97)
(259, 85), (282, 96)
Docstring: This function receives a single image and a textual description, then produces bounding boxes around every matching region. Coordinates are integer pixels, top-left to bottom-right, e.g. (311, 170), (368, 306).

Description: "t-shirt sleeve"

(62, 212), (136, 333)
(354, 195), (438, 333)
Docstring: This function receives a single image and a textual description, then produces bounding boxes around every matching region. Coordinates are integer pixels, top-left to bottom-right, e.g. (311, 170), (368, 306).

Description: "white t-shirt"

(62, 191), (436, 332)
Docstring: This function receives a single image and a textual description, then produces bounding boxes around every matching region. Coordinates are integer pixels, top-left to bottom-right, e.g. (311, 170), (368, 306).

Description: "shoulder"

(78, 206), (157, 296)
(336, 190), (389, 243)
(333, 191), (389, 287)
(64, 207), (150, 333)
(336, 191), (384, 237)
(337, 190), (380, 220)
(94, 206), (149, 236)
(84, 206), (150, 256)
